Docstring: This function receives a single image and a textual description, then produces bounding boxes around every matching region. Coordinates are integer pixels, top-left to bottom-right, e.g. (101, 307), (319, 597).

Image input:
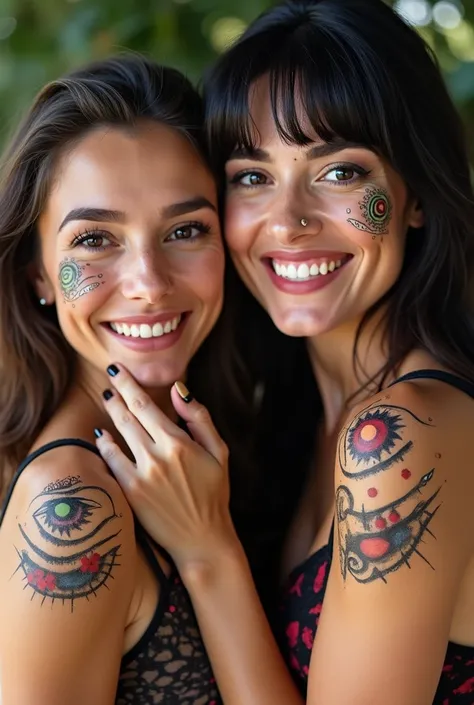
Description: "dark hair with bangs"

(204, 0), (474, 614)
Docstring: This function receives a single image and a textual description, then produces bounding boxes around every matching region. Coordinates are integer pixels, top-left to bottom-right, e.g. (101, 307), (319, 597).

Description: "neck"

(307, 308), (391, 434)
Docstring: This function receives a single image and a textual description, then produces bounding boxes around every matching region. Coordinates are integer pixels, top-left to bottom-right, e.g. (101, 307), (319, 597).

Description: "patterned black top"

(279, 370), (474, 704)
(1, 438), (221, 705)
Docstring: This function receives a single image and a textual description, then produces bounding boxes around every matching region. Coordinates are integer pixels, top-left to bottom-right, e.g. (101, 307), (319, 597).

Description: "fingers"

(105, 363), (184, 443)
(94, 428), (137, 492)
(101, 386), (153, 463)
(172, 382), (228, 464)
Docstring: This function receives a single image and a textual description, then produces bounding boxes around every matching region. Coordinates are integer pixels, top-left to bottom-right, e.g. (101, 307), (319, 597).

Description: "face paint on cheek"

(58, 258), (104, 304)
(347, 185), (392, 237)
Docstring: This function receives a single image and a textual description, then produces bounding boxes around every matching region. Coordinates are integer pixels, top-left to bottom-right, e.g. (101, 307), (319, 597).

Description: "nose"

(121, 250), (172, 304)
(266, 191), (323, 244)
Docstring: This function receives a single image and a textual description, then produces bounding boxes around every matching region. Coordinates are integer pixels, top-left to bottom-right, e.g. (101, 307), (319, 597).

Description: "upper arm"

(0, 447), (136, 705)
(308, 384), (474, 705)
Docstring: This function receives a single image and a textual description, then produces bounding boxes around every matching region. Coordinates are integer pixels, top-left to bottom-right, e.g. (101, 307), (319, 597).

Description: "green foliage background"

(0, 0), (473, 149)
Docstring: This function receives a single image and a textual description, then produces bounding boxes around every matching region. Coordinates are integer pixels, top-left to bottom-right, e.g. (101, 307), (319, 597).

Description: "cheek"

(224, 198), (257, 255)
(345, 185), (393, 238)
(57, 257), (107, 304)
(178, 248), (225, 307)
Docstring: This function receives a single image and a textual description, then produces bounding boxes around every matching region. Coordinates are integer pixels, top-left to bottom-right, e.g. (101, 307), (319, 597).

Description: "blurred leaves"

(0, 0), (473, 149)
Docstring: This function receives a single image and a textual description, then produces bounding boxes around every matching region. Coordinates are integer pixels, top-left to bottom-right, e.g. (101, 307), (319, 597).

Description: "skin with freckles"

(36, 122), (224, 390)
(224, 80), (423, 338)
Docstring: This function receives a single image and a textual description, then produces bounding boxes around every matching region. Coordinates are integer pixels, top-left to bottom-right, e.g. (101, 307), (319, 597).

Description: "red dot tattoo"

(401, 468), (411, 480)
(367, 487), (378, 498)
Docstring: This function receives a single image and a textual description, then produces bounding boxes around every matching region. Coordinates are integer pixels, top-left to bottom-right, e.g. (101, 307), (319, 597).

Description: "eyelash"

(70, 227), (111, 252)
(70, 221), (212, 249)
(165, 221), (212, 241)
(229, 162), (371, 189)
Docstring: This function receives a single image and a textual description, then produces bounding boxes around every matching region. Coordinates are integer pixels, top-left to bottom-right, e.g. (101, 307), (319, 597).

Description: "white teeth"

(287, 264), (298, 280)
(110, 315), (182, 339)
(297, 263), (310, 279)
(272, 258), (345, 281)
(140, 324), (152, 339)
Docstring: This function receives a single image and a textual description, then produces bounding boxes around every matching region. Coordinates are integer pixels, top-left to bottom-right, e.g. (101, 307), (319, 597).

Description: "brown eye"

(84, 235), (105, 248)
(238, 172), (267, 186)
(335, 167), (354, 181)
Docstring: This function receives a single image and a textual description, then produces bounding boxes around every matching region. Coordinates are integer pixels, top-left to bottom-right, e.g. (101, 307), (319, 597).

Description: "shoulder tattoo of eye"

(347, 186), (392, 236)
(12, 477), (121, 611)
(336, 403), (442, 584)
(59, 258), (104, 303)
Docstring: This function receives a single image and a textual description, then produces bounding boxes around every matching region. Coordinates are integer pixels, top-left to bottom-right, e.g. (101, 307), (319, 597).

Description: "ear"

(27, 261), (55, 306)
(407, 197), (424, 229)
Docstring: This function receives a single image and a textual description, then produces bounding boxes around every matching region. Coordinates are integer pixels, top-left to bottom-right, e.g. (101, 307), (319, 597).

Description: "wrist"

(177, 529), (248, 588)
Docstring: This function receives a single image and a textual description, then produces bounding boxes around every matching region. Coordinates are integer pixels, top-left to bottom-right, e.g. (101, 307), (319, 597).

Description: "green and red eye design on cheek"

(347, 186), (392, 235)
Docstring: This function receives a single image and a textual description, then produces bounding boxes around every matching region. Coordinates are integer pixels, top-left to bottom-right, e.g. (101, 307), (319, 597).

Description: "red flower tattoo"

(80, 552), (101, 573)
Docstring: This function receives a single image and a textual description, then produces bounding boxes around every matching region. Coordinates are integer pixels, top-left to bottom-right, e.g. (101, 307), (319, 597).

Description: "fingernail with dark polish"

(107, 364), (119, 376)
(103, 389), (113, 401)
(94, 428), (103, 438)
(175, 381), (193, 403)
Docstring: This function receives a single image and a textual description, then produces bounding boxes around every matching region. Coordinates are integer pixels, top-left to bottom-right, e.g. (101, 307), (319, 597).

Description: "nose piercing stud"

(300, 218), (308, 227)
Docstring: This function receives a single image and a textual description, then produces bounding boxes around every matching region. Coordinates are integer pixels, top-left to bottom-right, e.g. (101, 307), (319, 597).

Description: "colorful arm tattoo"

(12, 476), (121, 610)
(336, 401), (442, 584)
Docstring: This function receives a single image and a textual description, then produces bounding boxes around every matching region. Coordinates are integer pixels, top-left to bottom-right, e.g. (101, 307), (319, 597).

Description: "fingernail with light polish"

(175, 381), (193, 403)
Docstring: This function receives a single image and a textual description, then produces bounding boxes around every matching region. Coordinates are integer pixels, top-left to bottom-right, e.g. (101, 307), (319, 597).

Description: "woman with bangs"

(93, 1), (474, 704)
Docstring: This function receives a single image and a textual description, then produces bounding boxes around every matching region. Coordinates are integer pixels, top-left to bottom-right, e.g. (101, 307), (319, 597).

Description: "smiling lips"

(110, 315), (182, 339)
(264, 252), (352, 293)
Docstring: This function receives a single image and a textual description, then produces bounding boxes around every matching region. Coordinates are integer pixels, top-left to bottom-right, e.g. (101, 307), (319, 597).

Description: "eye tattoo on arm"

(59, 258), (104, 303)
(347, 186), (392, 236)
(11, 476), (122, 611)
(336, 403), (442, 584)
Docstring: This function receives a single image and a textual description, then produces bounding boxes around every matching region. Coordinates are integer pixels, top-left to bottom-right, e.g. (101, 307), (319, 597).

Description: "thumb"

(171, 382), (228, 465)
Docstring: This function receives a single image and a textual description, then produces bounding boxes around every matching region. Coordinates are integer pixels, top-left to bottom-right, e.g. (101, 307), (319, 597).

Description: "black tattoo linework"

(336, 470), (441, 583)
(12, 479), (122, 610)
(338, 402), (435, 481)
(347, 185), (392, 235)
(58, 258), (104, 303)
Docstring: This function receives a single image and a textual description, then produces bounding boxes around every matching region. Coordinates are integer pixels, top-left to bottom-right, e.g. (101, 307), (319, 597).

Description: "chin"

(125, 358), (188, 390)
(271, 307), (336, 338)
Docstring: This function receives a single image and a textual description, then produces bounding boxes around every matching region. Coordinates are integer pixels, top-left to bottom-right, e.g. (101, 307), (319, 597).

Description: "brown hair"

(0, 54), (207, 499)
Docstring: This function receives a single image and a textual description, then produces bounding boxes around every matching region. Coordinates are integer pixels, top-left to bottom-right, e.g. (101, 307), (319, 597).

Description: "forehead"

(247, 75), (321, 148)
(45, 122), (216, 220)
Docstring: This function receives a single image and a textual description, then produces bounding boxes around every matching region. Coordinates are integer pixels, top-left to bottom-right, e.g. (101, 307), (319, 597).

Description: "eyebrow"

(58, 208), (124, 233)
(228, 140), (368, 163)
(58, 197), (217, 233)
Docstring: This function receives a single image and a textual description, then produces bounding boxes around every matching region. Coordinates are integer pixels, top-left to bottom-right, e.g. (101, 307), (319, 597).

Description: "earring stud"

(300, 218), (308, 227)
(39, 298), (47, 306)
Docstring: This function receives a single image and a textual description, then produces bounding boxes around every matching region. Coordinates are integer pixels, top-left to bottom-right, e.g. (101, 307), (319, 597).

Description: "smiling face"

(224, 80), (423, 337)
(35, 121), (224, 388)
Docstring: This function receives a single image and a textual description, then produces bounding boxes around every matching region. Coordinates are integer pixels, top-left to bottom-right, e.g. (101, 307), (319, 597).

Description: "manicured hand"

(95, 364), (235, 569)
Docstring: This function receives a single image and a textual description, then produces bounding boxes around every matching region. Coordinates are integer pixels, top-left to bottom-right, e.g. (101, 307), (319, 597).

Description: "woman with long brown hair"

(0, 54), (235, 704)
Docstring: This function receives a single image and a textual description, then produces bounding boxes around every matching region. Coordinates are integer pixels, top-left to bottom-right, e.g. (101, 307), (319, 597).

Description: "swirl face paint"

(58, 257), (103, 303)
(347, 186), (392, 236)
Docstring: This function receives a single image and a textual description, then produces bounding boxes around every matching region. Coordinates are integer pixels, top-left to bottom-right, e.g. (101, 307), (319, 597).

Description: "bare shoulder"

(335, 379), (474, 586)
(0, 442), (135, 612)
